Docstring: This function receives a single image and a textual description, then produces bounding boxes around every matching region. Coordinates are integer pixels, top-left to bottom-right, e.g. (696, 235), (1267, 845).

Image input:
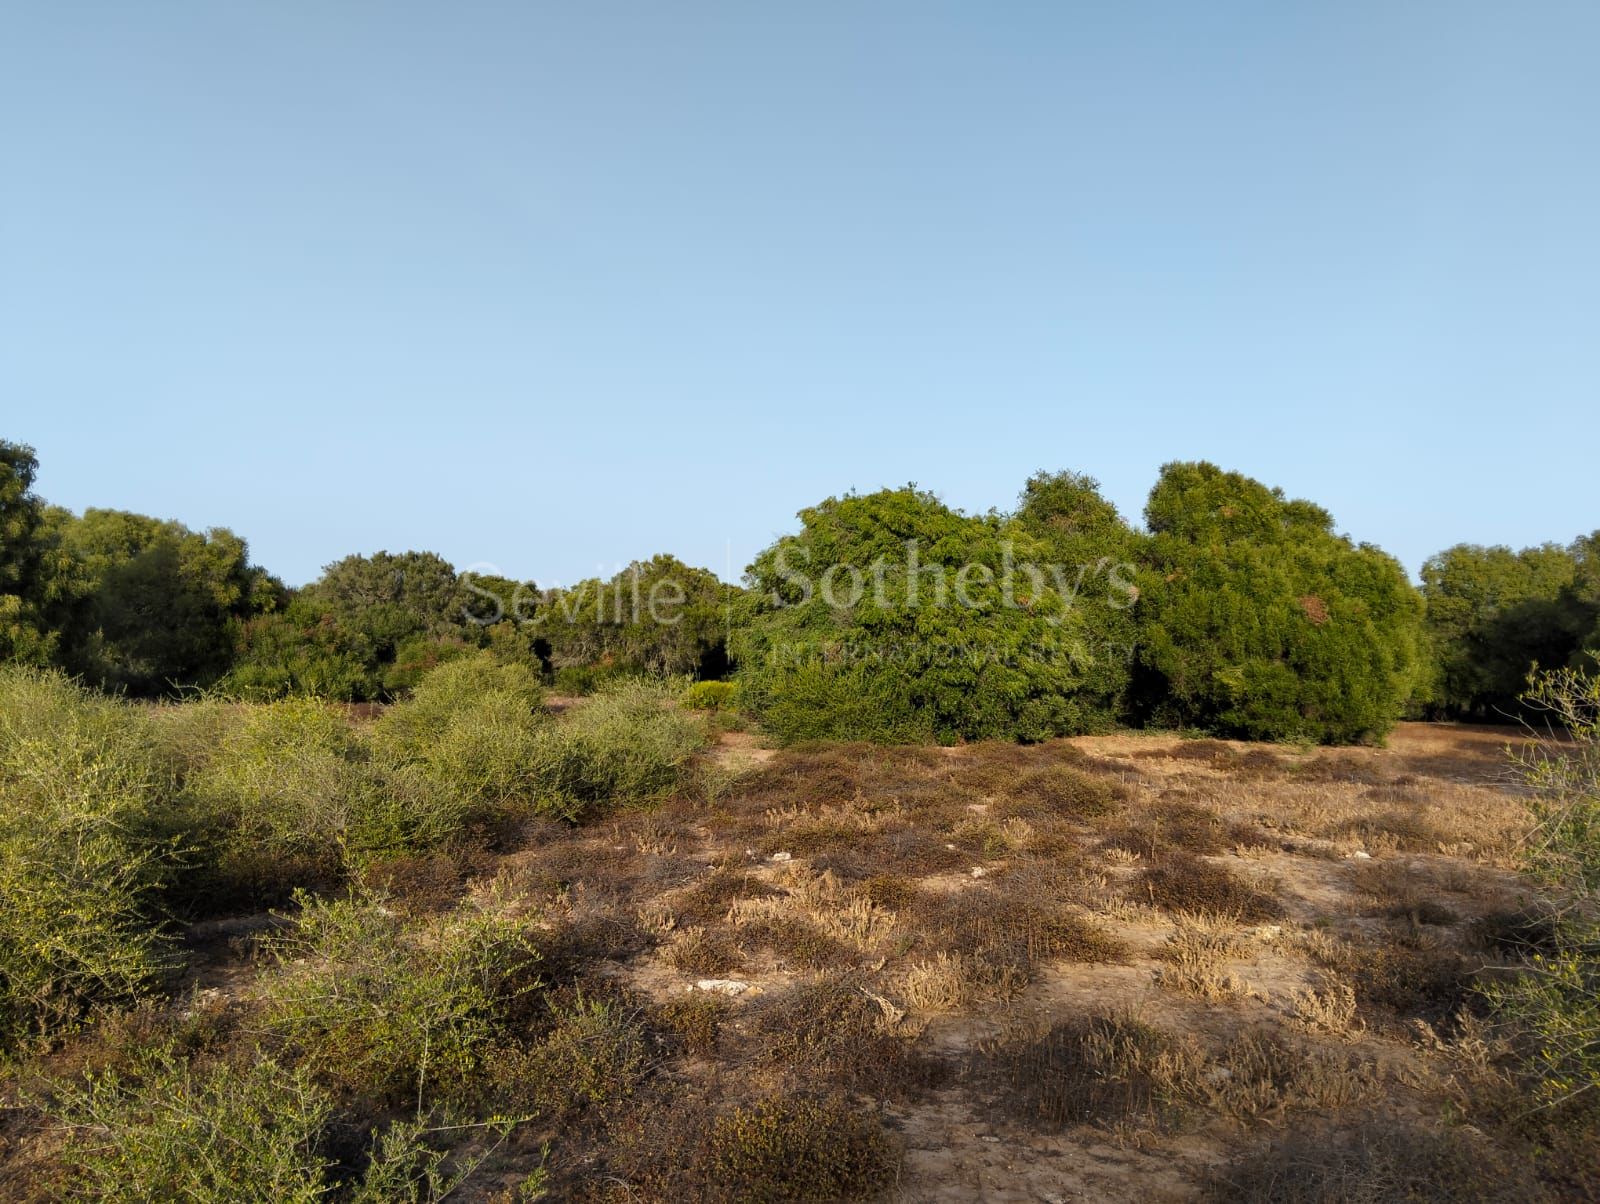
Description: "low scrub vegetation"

(0, 667), (177, 1048)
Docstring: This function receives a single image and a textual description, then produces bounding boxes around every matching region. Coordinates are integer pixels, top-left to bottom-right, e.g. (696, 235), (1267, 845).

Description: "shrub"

(1138, 854), (1282, 921)
(182, 697), (376, 897)
(221, 605), (376, 702)
(977, 1012), (1204, 1129)
(690, 1095), (899, 1203)
(734, 486), (1116, 744)
(259, 890), (540, 1105)
(1133, 462), (1426, 743)
(524, 680), (706, 818)
(539, 554), (735, 678)
(380, 634), (475, 694)
(493, 992), (649, 1119)
(1010, 469), (1144, 722)
(682, 680), (738, 711)
(49, 1052), (332, 1203)
(1206, 1118), (1541, 1204)
(1479, 669), (1600, 1114)
(47, 1049), (520, 1204)
(368, 651), (548, 825)
(0, 667), (176, 1046)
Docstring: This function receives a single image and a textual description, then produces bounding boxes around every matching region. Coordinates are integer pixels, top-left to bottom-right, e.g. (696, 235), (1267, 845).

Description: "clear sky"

(3, 2), (1595, 587)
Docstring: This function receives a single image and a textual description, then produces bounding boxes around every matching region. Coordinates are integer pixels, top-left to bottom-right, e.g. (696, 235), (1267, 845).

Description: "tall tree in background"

(1010, 470), (1143, 723)
(0, 441), (50, 663)
(57, 509), (281, 695)
(0, 441), (75, 665)
(540, 555), (734, 679)
(1420, 542), (1579, 720)
(1133, 462), (1425, 743)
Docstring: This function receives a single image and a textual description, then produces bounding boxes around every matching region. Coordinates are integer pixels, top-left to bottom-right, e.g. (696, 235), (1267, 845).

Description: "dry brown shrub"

(649, 993), (727, 1057)
(974, 1012), (1205, 1130)
(1348, 860), (1461, 926)
(1138, 855), (1282, 921)
(1108, 799), (1231, 858)
(1208, 1031), (1381, 1119)
(1290, 978), (1364, 1039)
(908, 882), (1127, 993)
(859, 873), (918, 911)
(991, 764), (1128, 822)
(1306, 933), (1476, 1026)
(665, 927), (745, 977)
(744, 978), (943, 1098)
(1152, 913), (1253, 999)
(1205, 1117), (1547, 1204)
(672, 867), (783, 926)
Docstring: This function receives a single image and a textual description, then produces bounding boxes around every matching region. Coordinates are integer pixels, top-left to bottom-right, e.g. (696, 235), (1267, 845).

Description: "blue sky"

(3, 2), (1595, 587)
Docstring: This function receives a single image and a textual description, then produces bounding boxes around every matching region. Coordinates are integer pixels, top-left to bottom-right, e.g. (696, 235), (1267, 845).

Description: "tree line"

(2, 439), (1594, 742)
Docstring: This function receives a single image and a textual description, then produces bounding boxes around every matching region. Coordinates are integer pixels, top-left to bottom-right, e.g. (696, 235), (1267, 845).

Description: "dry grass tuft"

(1290, 978), (1365, 1039)
(1152, 913), (1255, 1000)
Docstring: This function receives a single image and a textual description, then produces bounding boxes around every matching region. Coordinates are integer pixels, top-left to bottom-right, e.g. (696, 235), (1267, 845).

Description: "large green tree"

(1009, 470), (1143, 722)
(57, 509), (280, 695)
(1421, 541), (1579, 719)
(0, 441), (58, 664)
(1133, 462), (1425, 743)
(1420, 532), (1600, 719)
(733, 486), (1112, 743)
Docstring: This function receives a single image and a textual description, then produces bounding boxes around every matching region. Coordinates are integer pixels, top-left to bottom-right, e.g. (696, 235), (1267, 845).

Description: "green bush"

(182, 697), (377, 897)
(523, 679), (707, 818)
(48, 1047), (522, 1203)
(493, 992), (649, 1119)
(222, 606), (377, 702)
(682, 680), (738, 710)
(368, 651), (548, 825)
(1480, 670), (1600, 1116)
(1133, 462), (1425, 743)
(50, 1052), (332, 1203)
(0, 667), (177, 1046)
(259, 889), (540, 1105)
(380, 634), (476, 695)
(734, 486), (1114, 744)
(1010, 470), (1143, 723)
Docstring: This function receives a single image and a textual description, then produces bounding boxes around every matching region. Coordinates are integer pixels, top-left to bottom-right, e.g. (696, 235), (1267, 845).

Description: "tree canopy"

(1132, 462), (1425, 743)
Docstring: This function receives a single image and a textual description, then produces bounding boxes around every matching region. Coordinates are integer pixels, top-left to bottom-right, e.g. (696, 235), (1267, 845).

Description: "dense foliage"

(539, 554), (735, 682)
(1480, 670), (1600, 1132)
(1131, 462), (1426, 743)
(733, 486), (1118, 743)
(7, 433), (1596, 743)
(1422, 536), (1600, 719)
(0, 667), (178, 1044)
(1010, 470), (1142, 720)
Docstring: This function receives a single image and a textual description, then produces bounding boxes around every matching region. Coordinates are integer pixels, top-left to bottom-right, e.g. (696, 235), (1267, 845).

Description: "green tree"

(0, 441), (68, 664)
(1010, 470), (1143, 722)
(1133, 462), (1424, 743)
(1561, 531), (1600, 671)
(540, 554), (735, 679)
(300, 550), (470, 663)
(733, 486), (1111, 743)
(1421, 541), (1580, 719)
(56, 509), (279, 695)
